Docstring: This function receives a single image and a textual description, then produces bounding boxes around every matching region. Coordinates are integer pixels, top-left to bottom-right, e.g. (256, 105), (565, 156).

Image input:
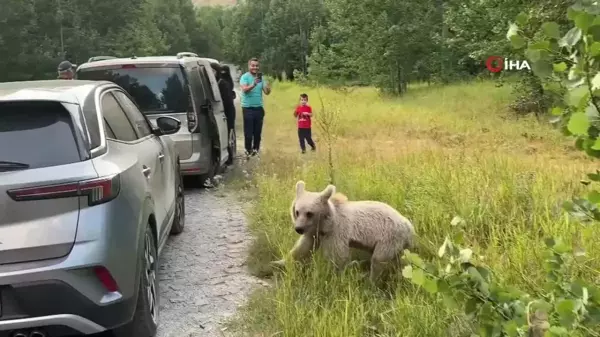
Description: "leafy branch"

(315, 85), (340, 185)
(402, 217), (600, 337)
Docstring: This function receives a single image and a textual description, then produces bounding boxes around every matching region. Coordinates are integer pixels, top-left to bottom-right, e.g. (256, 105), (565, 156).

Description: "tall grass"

(228, 81), (600, 336)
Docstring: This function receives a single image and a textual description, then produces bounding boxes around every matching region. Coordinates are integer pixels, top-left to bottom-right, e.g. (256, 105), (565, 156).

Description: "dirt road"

(155, 184), (262, 337)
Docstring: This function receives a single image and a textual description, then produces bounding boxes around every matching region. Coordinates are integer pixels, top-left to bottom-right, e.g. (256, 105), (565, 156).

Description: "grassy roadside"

(228, 80), (600, 336)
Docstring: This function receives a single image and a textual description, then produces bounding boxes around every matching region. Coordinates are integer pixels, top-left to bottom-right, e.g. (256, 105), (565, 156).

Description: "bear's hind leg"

(370, 243), (398, 283)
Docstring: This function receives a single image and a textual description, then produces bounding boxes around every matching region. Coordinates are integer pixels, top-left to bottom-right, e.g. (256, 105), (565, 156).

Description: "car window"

(112, 91), (152, 138)
(101, 92), (138, 142)
(203, 65), (222, 102)
(188, 67), (208, 104)
(81, 104), (101, 149)
(198, 65), (215, 101)
(78, 66), (189, 115)
(103, 119), (116, 138)
(0, 101), (81, 169)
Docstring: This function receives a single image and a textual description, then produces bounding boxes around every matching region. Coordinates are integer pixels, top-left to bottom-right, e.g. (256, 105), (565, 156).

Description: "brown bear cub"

(271, 181), (415, 282)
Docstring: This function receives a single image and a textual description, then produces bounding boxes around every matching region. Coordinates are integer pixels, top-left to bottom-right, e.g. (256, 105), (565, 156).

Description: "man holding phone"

(239, 57), (271, 157)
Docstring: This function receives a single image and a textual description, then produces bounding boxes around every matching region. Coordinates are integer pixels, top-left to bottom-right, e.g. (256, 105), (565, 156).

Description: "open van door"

(184, 66), (214, 169)
(197, 62), (229, 166)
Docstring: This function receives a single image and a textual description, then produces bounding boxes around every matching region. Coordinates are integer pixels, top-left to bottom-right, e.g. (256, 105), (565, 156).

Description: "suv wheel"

(170, 165), (185, 235)
(226, 128), (236, 166)
(113, 226), (159, 337)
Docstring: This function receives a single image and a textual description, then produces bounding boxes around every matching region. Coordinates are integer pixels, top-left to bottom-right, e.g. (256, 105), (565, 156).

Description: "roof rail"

(176, 52), (199, 59)
(204, 58), (220, 64)
(87, 56), (117, 63)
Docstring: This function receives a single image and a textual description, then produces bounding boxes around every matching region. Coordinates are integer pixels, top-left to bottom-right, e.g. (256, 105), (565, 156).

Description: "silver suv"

(0, 80), (185, 336)
(76, 52), (234, 186)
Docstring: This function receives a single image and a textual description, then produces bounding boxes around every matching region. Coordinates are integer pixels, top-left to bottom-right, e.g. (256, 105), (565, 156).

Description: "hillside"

(191, 0), (236, 6)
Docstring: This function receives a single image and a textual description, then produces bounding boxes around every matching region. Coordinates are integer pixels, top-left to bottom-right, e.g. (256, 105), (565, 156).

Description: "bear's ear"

(320, 184), (336, 201)
(295, 180), (305, 197)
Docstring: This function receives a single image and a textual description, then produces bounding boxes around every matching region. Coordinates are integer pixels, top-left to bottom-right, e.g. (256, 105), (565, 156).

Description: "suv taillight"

(187, 90), (198, 132)
(7, 174), (120, 206)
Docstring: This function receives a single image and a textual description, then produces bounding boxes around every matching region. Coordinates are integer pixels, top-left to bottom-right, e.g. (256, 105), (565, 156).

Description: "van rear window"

(77, 66), (189, 114)
(0, 101), (81, 169)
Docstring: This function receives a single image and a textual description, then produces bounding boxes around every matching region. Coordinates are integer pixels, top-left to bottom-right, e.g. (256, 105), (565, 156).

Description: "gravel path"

(155, 182), (263, 337)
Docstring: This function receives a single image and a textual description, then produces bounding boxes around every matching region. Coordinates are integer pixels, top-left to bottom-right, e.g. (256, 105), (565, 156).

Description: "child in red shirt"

(294, 93), (316, 153)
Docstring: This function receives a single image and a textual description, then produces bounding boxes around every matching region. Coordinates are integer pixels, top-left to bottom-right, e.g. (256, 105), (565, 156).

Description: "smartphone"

(257, 72), (263, 82)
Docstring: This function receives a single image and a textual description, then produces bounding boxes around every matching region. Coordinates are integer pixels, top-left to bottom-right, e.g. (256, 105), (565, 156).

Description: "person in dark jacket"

(218, 65), (236, 130)
(211, 63), (237, 164)
(57, 60), (77, 79)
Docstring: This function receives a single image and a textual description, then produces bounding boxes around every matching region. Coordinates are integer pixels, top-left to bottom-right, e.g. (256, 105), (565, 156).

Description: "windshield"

(78, 66), (188, 114)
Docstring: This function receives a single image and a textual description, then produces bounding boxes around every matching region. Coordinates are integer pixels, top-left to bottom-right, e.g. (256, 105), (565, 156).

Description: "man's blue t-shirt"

(239, 72), (265, 108)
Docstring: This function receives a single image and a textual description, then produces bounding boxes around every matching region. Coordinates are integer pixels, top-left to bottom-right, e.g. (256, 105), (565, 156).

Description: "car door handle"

(158, 153), (165, 161)
(142, 166), (151, 178)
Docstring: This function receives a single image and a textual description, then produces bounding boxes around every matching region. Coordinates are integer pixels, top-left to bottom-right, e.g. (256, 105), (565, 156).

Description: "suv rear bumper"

(0, 279), (136, 336)
(0, 314), (103, 336)
(180, 152), (208, 176)
(0, 215), (143, 335)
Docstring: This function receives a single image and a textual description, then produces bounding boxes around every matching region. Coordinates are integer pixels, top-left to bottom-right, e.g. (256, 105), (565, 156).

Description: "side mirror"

(155, 116), (181, 136)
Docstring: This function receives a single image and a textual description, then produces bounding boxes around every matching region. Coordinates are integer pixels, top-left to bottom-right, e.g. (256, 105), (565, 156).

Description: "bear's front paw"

(270, 259), (286, 269)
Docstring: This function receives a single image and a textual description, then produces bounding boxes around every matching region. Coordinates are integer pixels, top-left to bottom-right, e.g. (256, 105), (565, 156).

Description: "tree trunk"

(437, 0), (448, 83)
(397, 62), (406, 95)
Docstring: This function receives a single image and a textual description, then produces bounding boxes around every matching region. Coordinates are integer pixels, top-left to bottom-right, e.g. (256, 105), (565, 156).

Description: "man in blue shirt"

(239, 57), (271, 157)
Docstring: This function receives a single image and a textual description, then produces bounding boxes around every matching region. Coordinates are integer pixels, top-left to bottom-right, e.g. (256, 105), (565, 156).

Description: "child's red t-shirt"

(295, 105), (312, 129)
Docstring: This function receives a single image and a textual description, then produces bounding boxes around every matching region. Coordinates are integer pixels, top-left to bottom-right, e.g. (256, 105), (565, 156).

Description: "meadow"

(228, 80), (600, 336)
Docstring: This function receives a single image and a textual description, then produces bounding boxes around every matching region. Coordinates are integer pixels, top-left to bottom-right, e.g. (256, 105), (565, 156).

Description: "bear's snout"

(295, 227), (305, 234)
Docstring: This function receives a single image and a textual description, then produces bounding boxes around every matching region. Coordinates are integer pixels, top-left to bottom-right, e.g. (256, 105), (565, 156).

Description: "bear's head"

(291, 180), (335, 235)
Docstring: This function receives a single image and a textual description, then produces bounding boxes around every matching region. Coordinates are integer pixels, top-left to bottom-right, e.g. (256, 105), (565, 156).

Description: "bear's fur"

(271, 180), (415, 282)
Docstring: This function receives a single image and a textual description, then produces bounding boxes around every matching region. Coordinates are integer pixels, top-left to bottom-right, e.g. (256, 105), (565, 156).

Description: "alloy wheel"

(176, 175), (184, 226)
(144, 232), (158, 324)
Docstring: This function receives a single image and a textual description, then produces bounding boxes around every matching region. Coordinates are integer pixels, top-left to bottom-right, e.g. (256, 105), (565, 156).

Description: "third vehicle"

(76, 52), (235, 186)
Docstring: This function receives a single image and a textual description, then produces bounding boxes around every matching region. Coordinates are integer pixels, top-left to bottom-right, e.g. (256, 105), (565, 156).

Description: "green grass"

(228, 80), (600, 336)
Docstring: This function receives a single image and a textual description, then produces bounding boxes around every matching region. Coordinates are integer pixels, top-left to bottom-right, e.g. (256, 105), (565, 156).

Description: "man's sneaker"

(301, 150), (306, 154)
(311, 147), (316, 152)
(244, 150), (251, 159)
(251, 149), (258, 157)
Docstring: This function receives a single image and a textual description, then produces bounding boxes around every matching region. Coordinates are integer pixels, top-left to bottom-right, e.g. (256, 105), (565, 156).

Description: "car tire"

(113, 226), (159, 337)
(226, 128), (236, 166)
(170, 164), (185, 235)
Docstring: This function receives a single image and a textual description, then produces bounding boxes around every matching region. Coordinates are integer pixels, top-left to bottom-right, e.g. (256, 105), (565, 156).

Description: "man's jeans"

(242, 107), (265, 154)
